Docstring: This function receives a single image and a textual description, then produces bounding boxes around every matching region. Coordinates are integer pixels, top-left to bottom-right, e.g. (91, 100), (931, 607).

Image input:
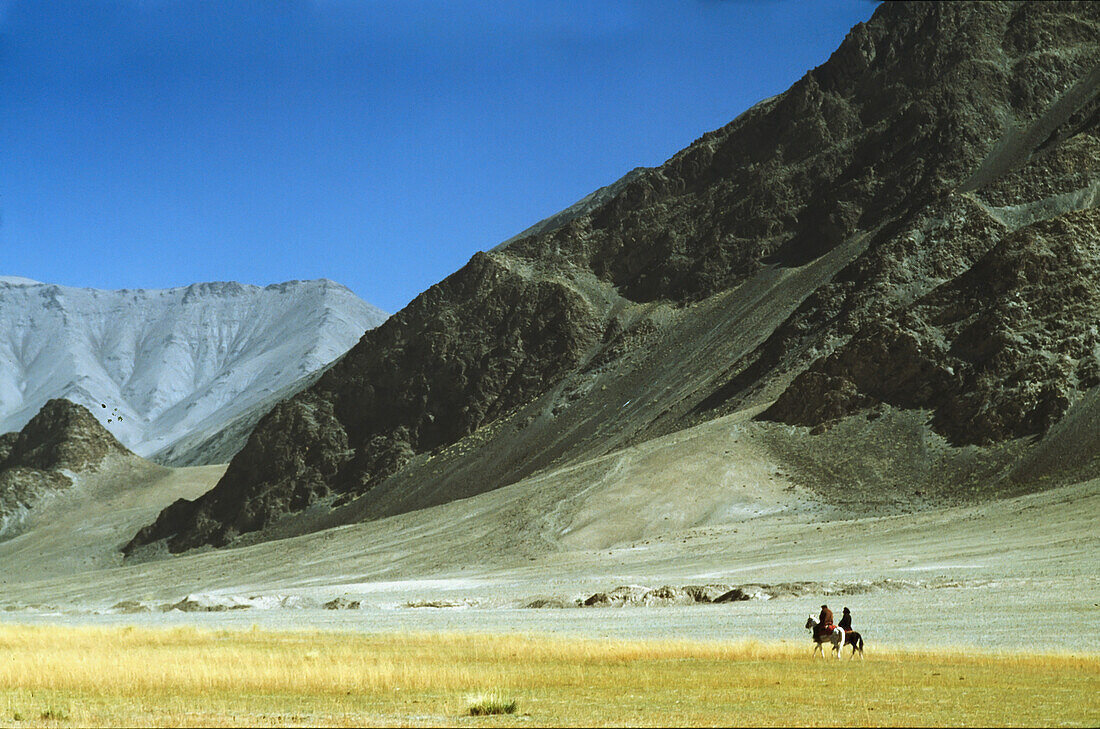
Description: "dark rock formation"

(764, 210), (1100, 444)
(713, 588), (755, 603)
(0, 399), (130, 536)
(683, 585), (736, 603)
(581, 585), (650, 607)
(128, 1), (1100, 554)
(322, 597), (361, 610)
(571, 581), (933, 607)
(1, 399), (128, 472)
(128, 252), (608, 551)
(577, 584), (775, 606)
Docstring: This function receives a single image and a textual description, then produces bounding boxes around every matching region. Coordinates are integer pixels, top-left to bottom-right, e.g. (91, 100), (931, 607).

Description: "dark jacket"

(838, 612), (852, 631)
(819, 607), (834, 627)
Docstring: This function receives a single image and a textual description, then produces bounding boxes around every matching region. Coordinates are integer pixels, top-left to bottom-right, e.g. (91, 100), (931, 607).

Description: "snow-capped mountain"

(0, 277), (387, 459)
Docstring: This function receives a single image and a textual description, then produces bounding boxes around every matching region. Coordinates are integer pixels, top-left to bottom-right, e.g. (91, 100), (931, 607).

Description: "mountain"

(0, 398), (131, 537)
(493, 166), (651, 251)
(148, 365), (331, 468)
(0, 279), (388, 462)
(127, 1), (1100, 555)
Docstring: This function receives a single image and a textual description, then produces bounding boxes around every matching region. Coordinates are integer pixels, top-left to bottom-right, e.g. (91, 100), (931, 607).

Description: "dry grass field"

(0, 625), (1095, 727)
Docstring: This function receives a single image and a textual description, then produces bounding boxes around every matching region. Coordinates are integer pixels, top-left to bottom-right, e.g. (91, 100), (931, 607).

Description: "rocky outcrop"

(566, 580), (937, 608)
(323, 597), (361, 610)
(129, 2), (1100, 554)
(577, 584), (761, 607)
(0, 399), (131, 537)
(764, 210), (1100, 444)
(713, 4), (1100, 442)
(0, 399), (127, 472)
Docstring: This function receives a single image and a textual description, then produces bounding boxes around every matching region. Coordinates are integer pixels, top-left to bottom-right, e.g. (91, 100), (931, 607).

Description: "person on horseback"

(816, 604), (835, 641)
(838, 607), (852, 632)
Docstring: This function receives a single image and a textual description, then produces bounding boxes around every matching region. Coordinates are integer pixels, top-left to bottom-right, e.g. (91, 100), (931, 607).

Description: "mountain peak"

(0, 278), (389, 461)
(0, 399), (130, 473)
(0, 276), (43, 286)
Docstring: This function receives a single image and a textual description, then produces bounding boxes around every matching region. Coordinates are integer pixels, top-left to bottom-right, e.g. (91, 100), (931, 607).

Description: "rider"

(819, 604), (834, 630)
(838, 607), (852, 632)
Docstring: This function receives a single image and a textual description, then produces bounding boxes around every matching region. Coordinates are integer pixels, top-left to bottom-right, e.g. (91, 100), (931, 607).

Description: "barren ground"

(2, 408), (1097, 653)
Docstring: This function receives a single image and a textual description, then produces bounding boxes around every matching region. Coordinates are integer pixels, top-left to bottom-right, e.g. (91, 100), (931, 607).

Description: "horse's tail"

(856, 634), (864, 652)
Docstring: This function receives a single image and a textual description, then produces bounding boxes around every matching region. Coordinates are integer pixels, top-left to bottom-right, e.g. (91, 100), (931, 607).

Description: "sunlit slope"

(0, 459), (225, 579)
(4, 407), (1096, 611)
(0, 278), (386, 461)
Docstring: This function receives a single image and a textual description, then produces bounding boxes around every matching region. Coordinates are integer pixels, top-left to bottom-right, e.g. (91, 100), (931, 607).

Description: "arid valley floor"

(2, 408), (1096, 655)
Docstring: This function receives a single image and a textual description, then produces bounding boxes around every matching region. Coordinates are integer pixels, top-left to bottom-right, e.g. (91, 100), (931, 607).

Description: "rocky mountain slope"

(0, 398), (131, 537)
(493, 166), (650, 251)
(128, 1), (1100, 555)
(0, 278), (387, 463)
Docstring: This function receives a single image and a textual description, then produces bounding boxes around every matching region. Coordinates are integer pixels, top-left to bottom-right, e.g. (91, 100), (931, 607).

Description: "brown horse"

(842, 629), (865, 659)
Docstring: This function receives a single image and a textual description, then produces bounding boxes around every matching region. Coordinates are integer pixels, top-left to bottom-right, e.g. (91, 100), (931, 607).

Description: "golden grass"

(0, 624), (1095, 726)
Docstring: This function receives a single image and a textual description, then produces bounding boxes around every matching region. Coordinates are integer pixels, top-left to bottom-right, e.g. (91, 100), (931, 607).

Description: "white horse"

(805, 614), (845, 659)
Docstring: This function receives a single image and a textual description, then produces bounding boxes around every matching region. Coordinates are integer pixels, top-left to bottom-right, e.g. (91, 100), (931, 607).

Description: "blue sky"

(1, 0), (876, 313)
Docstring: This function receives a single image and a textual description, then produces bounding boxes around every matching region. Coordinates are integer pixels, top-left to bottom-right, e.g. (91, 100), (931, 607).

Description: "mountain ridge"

(0, 278), (388, 462)
(127, 1), (1100, 555)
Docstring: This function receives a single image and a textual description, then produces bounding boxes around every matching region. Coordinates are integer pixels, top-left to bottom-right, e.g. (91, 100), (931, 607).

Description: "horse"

(805, 614), (844, 659)
(805, 614), (865, 659)
(842, 629), (865, 659)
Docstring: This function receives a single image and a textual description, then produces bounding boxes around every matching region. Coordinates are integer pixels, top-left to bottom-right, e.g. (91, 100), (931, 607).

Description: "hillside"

(0, 399), (132, 537)
(127, 1), (1100, 555)
(4, 408), (1096, 654)
(0, 278), (387, 462)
